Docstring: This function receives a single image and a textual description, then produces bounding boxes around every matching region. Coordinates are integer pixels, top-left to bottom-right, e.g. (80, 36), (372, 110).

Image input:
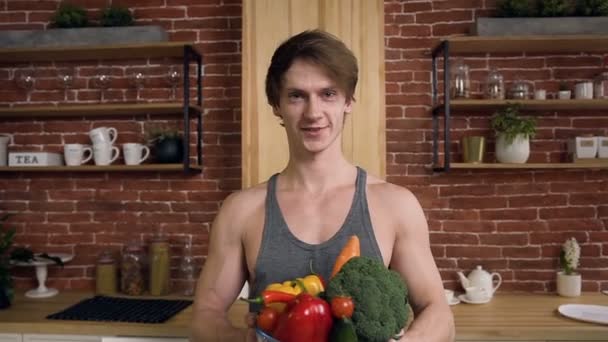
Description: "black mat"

(46, 295), (193, 324)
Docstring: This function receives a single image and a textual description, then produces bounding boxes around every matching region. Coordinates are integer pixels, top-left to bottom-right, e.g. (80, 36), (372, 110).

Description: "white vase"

(556, 271), (581, 297)
(495, 134), (530, 163)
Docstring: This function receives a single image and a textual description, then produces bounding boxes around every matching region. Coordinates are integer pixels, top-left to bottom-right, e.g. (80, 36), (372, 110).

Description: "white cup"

(465, 286), (489, 302)
(534, 89), (546, 100)
(64, 144), (93, 166)
(89, 127), (118, 146)
(122, 143), (150, 165)
(93, 143), (119, 166)
(575, 82), (593, 99)
(444, 289), (454, 303)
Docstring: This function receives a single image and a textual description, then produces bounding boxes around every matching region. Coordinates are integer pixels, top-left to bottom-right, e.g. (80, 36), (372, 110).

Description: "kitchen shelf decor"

(0, 42), (204, 174)
(431, 35), (608, 172)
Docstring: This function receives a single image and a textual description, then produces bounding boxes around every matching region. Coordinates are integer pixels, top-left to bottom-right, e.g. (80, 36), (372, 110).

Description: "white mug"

(575, 82), (593, 99)
(122, 143), (150, 165)
(534, 89), (546, 100)
(64, 144), (93, 166)
(93, 143), (120, 166)
(0, 133), (13, 167)
(89, 127), (117, 146)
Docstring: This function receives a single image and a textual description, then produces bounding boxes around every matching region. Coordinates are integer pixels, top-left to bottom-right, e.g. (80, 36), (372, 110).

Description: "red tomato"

(257, 306), (279, 333)
(331, 296), (354, 319)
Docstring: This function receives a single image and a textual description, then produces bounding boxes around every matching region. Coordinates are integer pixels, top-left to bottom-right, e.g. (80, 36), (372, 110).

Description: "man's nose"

(304, 96), (323, 119)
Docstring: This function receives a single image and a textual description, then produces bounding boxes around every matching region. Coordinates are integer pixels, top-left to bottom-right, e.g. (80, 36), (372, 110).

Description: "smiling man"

(191, 30), (455, 342)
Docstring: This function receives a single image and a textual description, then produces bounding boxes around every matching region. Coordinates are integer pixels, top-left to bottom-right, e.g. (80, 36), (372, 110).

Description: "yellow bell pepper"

(296, 274), (325, 296)
(265, 281), (302, 296)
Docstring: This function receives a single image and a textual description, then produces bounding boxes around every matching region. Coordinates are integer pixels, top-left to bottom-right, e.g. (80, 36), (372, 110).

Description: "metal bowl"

(256, 328), (280, 342)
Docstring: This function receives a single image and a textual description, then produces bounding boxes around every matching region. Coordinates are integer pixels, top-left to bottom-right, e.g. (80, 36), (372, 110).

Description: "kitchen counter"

(0, 292), (607, 340)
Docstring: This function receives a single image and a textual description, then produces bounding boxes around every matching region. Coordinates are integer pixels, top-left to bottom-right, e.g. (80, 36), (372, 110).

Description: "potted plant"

(0, 213), (15, 309)
(558, 82), (572, 100)
(557, 237), (581, 297)
(147, 127), (184, 164)
(50, 2), (88, 28)
(100, 5), (134, 27)
(490, 104), (536, 163)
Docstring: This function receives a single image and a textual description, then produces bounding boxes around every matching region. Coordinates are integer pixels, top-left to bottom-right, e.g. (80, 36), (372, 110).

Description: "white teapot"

(457, 265), (502, 297)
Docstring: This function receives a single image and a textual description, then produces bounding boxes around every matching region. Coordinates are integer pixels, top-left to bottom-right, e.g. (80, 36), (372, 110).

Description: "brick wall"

(0, 0), (606, 293)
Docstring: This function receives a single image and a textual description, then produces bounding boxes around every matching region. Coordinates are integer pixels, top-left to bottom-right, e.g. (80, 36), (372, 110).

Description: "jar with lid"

(485, 68), (505, 100)
(96, 250), (117, 295)
(510, 78), (530, 99)
(149, 233), (170, 296)
(450, 58), (470, 99)
(120, 241), (145, 296)
(594, 57), (608, 99)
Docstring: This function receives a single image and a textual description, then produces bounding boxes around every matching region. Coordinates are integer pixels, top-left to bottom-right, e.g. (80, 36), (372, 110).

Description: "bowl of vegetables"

(256, 328), (280, 342)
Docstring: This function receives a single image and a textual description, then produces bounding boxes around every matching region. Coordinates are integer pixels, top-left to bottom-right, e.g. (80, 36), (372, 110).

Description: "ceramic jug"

(0, 134), (13, 166)
(457, 265), (502, 297)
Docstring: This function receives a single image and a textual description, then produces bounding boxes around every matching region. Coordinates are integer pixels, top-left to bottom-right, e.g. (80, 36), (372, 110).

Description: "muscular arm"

(390, 189), (455, 342)
(190, 192), (253, 342)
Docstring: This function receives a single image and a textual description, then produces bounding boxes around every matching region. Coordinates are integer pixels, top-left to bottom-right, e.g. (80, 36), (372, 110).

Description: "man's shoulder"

(222, 181), (268, 210)
(366, 174), (416, 202)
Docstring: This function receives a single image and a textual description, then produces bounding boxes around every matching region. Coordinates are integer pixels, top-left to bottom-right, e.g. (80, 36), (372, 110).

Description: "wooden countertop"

(0, 292), (607, 340)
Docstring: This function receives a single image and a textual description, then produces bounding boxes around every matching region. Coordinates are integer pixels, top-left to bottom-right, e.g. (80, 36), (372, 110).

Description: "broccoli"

(326, 256), (409, 342)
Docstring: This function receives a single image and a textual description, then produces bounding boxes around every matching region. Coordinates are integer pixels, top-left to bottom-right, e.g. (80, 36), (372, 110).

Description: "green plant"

(51, 2), (88, 28)
(560, 237), (580, 275)
(100, 5), (134, 27)
(538, 0), (575, 16)
(146, 126), (183, 144)
(496, 0), (538, 17)
(0, 214), (15, 299)
(575, 0), (608, 16)
(559, 81), (570, 91)
(490, 104), (537, 145)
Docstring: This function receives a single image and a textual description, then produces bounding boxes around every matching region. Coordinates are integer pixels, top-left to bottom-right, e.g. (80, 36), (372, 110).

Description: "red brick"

(480, 208), (538, 220)
(508, 194), (568, 208)
(449, 196), (507, 209)
(443, 220), (495, 232)
(539, 207), (596, 219)
(415, 10), (472, 24)
(479, 233), (529, 245)
(530, 232), (588, 244)
(447, 246), (501, 258)
(497, 221), (548, 232)
(432, 22), (472, 36)
(546, 219), (604, 231)
(140, 191), (187, 201)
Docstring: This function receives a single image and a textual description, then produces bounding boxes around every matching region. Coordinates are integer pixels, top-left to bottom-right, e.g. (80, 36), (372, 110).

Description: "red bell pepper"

(272, 293), (333, 342)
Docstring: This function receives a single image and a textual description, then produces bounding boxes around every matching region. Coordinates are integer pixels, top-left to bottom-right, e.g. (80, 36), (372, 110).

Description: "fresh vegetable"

(296, 274), (325, 296)
(273, 293), (333, 342)
(331, 296), (354, 319)
(241, 290), (296, 306)
(329, 318), (358, 342)
(257, 306), (279, 333)
(327, 256), (409, 342)
(331, 235), (360, 278)
(266, 280), (302, 295)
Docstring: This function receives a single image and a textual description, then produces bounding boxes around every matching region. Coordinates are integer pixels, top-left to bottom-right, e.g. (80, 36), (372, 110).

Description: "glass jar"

(120, 241), (145, 296)
(95, 250), (117, 295)
(450, 58), (470, 99)
(149, 234), (170, 296)
(594, 71), (608, 99)
(485, 68), (505, 100)
(179, 239), (197, 296)
(510, 79), (530, 99)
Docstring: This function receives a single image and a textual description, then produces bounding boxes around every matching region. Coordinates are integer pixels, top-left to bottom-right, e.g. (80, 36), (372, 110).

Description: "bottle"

(179, 239), (197, 296)
(593, 56), (608, 99)
(120, 241), (145, 296)
(95, 250), (117, 295)
(451, 58), (470, 99)
(149, 233), (170, 296)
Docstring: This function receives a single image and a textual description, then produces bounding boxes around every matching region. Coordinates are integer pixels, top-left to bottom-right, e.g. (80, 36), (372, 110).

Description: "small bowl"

(256, 328), (280, 342)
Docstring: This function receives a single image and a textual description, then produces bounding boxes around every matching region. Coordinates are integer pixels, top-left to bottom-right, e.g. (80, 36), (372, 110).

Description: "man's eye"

(323, 91), (337, 98)
(288, 93), (303, 99)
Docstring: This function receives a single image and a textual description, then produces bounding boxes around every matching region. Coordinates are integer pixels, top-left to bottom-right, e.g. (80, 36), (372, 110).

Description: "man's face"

(273, 59), (352, 155)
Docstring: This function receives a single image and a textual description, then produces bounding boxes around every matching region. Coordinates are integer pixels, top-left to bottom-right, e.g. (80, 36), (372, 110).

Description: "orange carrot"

(330, 235), (360, 278)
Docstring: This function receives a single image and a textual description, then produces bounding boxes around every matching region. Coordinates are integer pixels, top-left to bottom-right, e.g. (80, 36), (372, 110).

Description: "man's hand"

(245, 312), (257, 342)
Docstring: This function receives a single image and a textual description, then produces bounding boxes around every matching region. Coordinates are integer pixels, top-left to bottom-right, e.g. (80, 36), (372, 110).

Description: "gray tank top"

(250, 167), (383, 311)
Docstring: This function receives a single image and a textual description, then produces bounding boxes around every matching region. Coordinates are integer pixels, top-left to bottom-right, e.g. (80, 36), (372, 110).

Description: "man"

(191, 29), (455, 342)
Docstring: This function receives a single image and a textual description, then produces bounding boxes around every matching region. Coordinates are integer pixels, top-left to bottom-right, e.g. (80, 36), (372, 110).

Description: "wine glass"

(166, 65), (181, 100)
(128, 69), (146, 102)
(15, 68), (35, 92)
(93, 67), (112, 103)
(57, 66), (75, 101)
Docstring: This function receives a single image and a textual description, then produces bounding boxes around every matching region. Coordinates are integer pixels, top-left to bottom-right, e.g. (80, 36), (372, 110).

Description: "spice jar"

(120, 241), (145, 296)
(96, 250), (117, 295)
(149, 234), (170, 296)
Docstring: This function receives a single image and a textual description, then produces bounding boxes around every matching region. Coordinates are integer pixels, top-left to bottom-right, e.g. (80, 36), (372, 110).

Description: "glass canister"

(95, 250), (117, 295)
(594, 72), (608, 99)
(450, 58), (470, 99)
(149, 234), (170, 296)
(510, 78), (530, 99)
(120, 241), (145, 296)
(485, 68), (505, 100)
(179, 239), (197, 296)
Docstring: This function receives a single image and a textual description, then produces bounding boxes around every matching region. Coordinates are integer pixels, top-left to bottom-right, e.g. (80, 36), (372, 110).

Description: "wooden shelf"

(0, 103), (202, 118)
(433, 99), (608, 113)
(0, 164), (202, 172)
(0, 42), (202, 62)
(450, 161), (608, 169)
(434, 35), (608, 55)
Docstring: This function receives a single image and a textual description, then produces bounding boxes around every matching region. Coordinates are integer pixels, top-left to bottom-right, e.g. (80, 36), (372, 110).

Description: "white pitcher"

(0, 134), (13, 166)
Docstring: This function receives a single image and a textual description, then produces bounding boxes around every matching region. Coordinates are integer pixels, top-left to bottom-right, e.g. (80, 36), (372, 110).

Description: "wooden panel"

(242, 0), (385, 188)
(0, 42), (199, 62)
(450, 162), (608, 169)
(433, 35), (608, 55)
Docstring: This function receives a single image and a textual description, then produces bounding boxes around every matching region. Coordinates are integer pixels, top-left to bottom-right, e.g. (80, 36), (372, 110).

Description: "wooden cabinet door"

(23, 335), (101, 342)
(0, 334), (22, 342)
(242, 0), (385, 187)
